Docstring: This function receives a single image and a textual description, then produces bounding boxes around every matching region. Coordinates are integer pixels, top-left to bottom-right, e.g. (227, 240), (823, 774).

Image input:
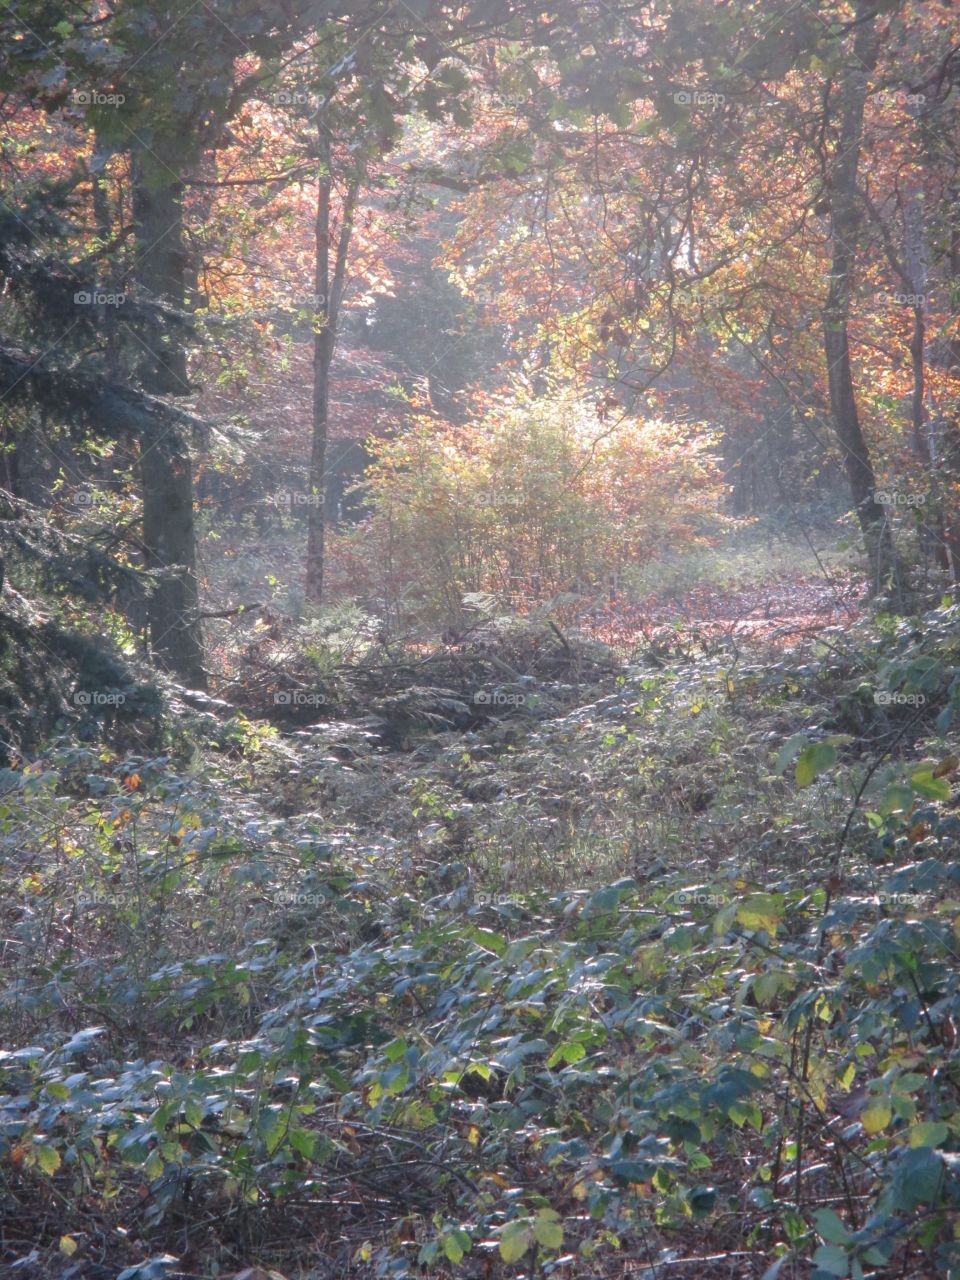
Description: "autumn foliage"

(353, 387), (727, 624)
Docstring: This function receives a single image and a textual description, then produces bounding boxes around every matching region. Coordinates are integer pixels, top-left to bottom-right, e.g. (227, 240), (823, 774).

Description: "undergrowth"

(1, 602), (960, 1279)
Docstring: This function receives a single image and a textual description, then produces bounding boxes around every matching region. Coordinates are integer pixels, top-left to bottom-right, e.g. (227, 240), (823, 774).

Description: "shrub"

(352, 386), (728, 626)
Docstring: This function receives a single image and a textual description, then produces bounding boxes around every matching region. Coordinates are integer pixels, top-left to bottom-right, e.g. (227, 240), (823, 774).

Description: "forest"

(1, 0), (960, 1276)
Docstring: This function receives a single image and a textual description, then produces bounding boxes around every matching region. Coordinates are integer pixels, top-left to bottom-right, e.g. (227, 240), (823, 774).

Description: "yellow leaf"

(59, 1236), (78, 1257)
(861, 1101), (892, 1134)
(36, 1144), (61, 1175)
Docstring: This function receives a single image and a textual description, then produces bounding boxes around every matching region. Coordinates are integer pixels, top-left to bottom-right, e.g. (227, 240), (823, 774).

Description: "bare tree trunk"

(822, 3), (903, 601)
(131, 142), (206, 687)
(304, 129), (359, 604)
(903, 173), (953, 576)
(305, 132), (332, 605)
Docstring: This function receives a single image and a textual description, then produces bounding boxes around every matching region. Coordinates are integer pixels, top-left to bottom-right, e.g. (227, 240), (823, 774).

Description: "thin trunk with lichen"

(822, 3), (903, 600)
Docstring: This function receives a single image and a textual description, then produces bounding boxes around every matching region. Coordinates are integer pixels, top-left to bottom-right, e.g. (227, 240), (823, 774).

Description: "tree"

(306, 126), (361, 603)
(820, 3), (902, 596)
(130, 140), (207, 685)
(436, 1), (959, 594)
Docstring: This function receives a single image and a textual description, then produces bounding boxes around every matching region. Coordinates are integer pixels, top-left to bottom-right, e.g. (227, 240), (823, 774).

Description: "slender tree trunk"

(822, 4), (902, 600)
(0, 410), (21, 497)
(918, 109), (960, 578)
(131, 142), (206, 687)
(902, 173), (953, 576)
(305, 133), (333, 605)
(940, 179), (960, 574)
(304, 130), (359, 604)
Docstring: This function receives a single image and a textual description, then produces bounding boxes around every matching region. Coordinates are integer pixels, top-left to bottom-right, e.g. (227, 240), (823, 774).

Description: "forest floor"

(579, 571), (864, 650)
(2, 534), (957, 1280)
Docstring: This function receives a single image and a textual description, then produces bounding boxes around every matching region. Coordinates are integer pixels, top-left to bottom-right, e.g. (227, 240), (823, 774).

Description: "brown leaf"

(933, 754), (959, 778)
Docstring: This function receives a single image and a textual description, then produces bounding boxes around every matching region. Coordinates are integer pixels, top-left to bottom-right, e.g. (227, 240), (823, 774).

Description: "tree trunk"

(918, 112), (960, 575)
(131, 142), (206, 687)
(304, 131), (359, 604)
(822, 4), (903, 600)
(903, 172), (953, 576)
(305, 133), (333, 605)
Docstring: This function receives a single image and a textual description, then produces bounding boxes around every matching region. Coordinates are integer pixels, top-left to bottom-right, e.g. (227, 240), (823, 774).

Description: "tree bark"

(131, 141), (206, 687)
(902, 168), (953, 576)
(304, 129), (359, 604)
(822, 3), (903, 600)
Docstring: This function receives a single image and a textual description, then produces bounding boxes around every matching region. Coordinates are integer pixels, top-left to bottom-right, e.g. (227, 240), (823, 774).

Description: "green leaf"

(795, 742), (836, 787)
(879, 783), (914, 815)
(499, 1218), (533, 1262)
(812, 1243), (849, 1276)
(288, 1125), (318, 1159)
(547, 1040), (586, 1067)
(909, 766), (951, 801)
(761, 1260), (789, 1280)
(909, 1121), (949, 1148)
(814, 1208), (852, 1244)
(776, 733), (807, 773)
(443, 1229), (471, 1263)
(258, 1108), (286, 1155)
(586, 879), (635, 913)
(688, 1185), (716, 1216)
(319, 1062), (351, 1092)
(533, 1208), (563, 1249)
(468, 927), (507, 956)
(891, 1147), (944, 1209)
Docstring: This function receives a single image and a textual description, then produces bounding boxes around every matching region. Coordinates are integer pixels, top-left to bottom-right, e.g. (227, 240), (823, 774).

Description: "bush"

(351, 387), (728, 626)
